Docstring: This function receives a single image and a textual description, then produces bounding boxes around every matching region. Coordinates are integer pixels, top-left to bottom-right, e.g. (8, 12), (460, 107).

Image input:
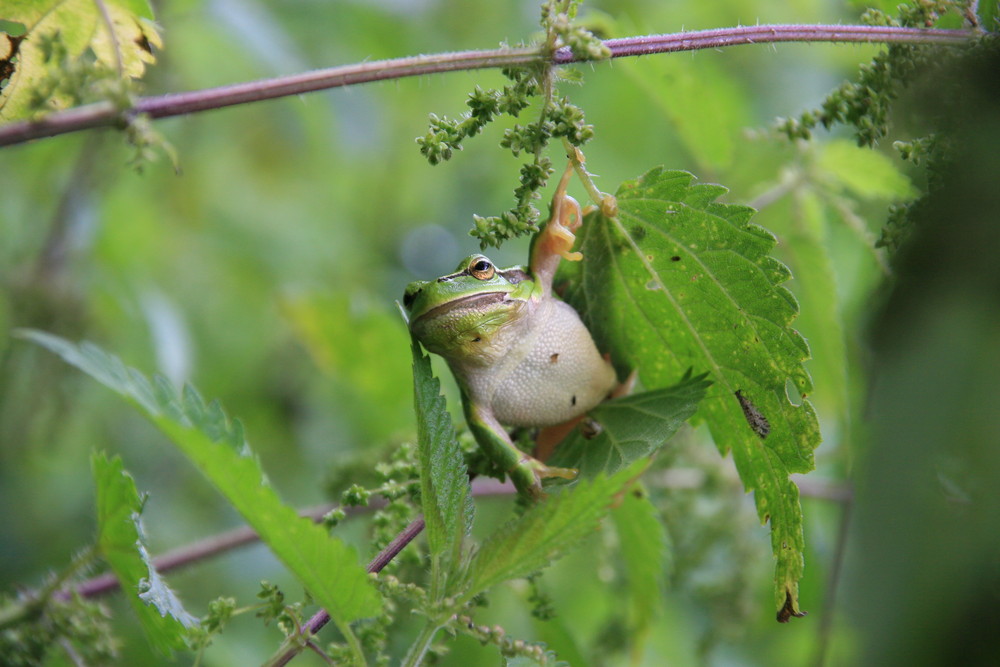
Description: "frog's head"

(403, 254), (533, 358)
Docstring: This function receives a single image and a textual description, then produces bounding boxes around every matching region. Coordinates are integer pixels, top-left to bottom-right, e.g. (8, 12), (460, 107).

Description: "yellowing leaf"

(0, 0), (161, 121)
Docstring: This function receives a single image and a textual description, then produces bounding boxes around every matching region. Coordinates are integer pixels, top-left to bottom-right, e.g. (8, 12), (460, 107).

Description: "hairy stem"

(563, 139), (607, 209)
(0, 24), (974, 147)
(333, 618), (368, 667)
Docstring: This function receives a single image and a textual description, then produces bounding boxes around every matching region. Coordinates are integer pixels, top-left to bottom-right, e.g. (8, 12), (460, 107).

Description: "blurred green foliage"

(2, 0), (995, 665)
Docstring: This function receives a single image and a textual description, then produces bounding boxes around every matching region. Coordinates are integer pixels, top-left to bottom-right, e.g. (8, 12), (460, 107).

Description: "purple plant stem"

(62, 478), (514, 601)
(269, 517), (427, 667)
(0, 24), (975, 147)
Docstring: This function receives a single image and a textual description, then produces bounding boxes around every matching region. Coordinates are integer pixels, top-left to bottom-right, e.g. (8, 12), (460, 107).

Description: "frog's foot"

(509, 454), (578, 500)
(536, 193), (583, 263)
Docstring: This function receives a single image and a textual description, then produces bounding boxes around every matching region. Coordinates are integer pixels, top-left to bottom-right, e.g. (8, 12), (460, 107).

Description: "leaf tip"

(776, 587), (807, 623)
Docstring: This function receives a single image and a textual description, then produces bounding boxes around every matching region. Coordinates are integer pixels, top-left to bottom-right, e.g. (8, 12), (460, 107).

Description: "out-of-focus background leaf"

(3, 0), (988, 664)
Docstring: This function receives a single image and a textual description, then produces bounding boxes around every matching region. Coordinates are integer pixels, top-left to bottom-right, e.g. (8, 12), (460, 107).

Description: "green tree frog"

(403, 174), (618, 499)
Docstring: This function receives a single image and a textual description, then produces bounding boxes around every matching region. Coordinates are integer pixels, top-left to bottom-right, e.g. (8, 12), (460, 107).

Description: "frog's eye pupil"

(469, 258), (495, 280)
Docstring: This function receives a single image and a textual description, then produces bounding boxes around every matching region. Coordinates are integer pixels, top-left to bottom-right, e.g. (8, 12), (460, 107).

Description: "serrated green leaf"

(611, 488), (667, 655)
(92, 452), (193, 656)
(458, 460), (648, 603)
(560, 168), (819, 619)
(0, 0), (161, 121)
(546, 371), (710, 478)
(20, 330), (382, 627)
(816, 139), (917, 200)
(411, 337), (473, 595)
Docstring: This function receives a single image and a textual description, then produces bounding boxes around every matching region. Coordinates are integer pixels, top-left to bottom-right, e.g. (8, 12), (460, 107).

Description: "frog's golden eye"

(469, 258), (495, 280)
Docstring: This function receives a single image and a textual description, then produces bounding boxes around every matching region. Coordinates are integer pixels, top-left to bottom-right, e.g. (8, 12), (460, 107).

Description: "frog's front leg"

(462, 394), (576, 500)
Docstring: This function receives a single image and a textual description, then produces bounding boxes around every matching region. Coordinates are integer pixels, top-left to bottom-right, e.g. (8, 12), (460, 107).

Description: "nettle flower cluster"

(416, 0), (610, 249)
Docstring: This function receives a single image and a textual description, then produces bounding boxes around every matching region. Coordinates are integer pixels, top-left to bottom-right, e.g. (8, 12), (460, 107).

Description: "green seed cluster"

(186, 596), (236, 653)
(454, 614), (566, 665)
(777, 0), (966, 147)
(417, 0), (608, 249)
(777, 0), (983, 257)
(255, 580), (305, 636)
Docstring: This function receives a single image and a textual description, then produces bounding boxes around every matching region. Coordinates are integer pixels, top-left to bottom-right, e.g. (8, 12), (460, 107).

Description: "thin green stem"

(400, 619), (444, 667)
(563, 138), (609, 209)
(334, 618), (368, 667)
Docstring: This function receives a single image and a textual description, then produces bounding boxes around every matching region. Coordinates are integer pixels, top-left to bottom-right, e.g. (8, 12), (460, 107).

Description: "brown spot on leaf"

(776, 589), (807, 623)
(550, 353), (559, 363)
(0, 34), (26, 87)
(135, 31), (152, 54)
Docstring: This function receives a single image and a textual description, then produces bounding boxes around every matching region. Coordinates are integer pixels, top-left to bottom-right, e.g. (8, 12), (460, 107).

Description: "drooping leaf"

(816, 139), (917, 201)
(559, 168), (819, 619)
(458, 460), (648, 603)
(783, 190), (850, 421)
(411, 337), (474, 594)
(617, 49), (750, 171)
(283, 292), (413, 440)
(0, 0), (161, 121)
(92, 452), (193, 655)
(546, 371), (710, 478)
(20, 330), (382, 626)
(611, 486), (668, 653)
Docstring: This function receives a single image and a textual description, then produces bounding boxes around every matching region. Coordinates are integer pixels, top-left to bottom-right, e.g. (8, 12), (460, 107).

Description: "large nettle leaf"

(559, 168), (820, 620)
(19, 330), (382, 628)
(0, 0), (161, 121)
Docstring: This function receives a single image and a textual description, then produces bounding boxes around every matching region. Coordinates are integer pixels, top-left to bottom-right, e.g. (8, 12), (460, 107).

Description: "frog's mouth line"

(413, 291), (510, 323)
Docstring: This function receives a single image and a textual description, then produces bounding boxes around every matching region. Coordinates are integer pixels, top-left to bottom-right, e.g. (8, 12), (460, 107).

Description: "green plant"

(1, 0), (996, 665)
